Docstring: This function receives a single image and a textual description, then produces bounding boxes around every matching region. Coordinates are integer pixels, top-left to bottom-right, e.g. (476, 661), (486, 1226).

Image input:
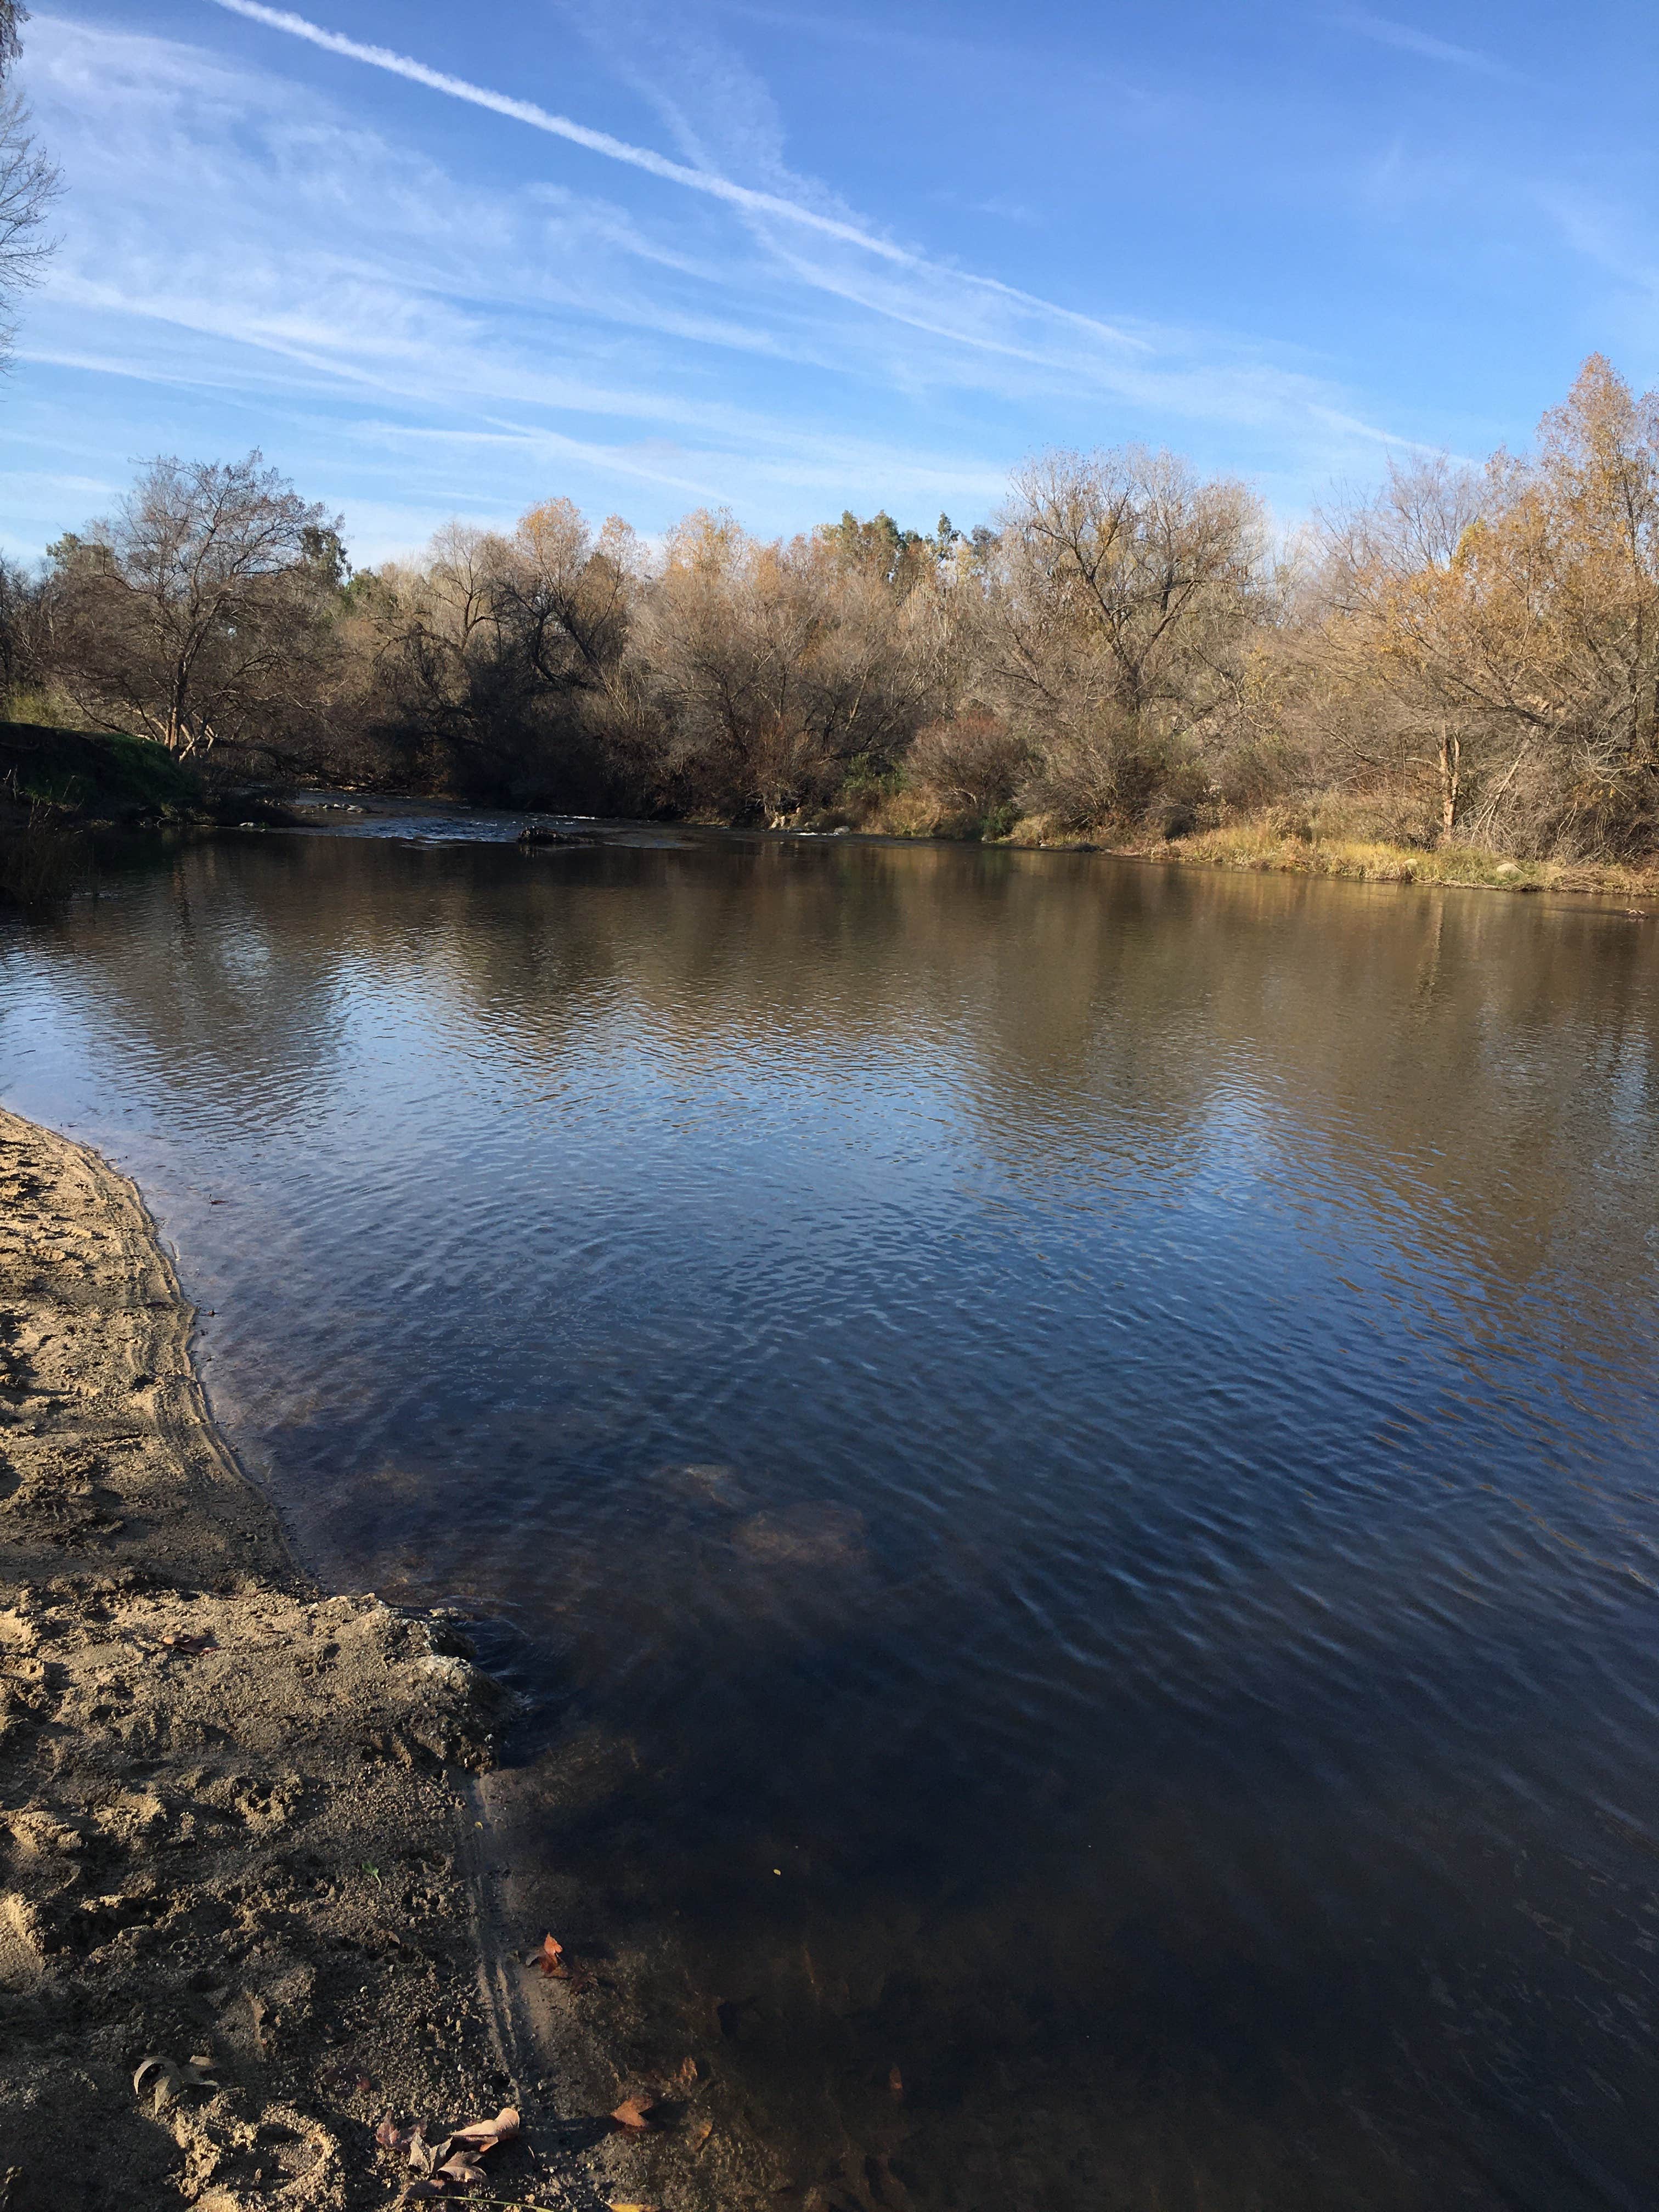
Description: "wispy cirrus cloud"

(1, 8), (1434, 561)
(208, 0), (1148, 358)
(1331, 8), (1517, 81)
(204, 0), (1429, 441)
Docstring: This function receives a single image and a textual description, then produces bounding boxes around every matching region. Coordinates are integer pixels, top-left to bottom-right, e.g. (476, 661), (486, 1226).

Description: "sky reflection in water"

(4, 824), (1659, 2207)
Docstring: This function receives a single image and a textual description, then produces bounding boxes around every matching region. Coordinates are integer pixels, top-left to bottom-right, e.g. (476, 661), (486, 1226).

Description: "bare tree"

(1314, 359), (1659, 855)
(0, 548), (46, 703)
(907, 708), (1031, 825)
(628, 512), (956, 822)
(1309, 455), (1491, 842)
(984, 448), (1267, 826)
(49, 453), (341, 755)
(495, 498), (636, 699)
(0, 3), (61, 371)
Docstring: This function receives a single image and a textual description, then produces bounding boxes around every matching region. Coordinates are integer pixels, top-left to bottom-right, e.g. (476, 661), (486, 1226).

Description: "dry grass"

(973, 805), (1658, 896)
(714, 787), (1658, 898)
(861, 788), (951, 838)
(1118, 819), (1659, 896)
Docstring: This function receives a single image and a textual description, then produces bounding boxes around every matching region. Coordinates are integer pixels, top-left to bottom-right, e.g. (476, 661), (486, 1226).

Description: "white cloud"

(1333, 9), (1516, 81)
(2, 8), (1432, 560)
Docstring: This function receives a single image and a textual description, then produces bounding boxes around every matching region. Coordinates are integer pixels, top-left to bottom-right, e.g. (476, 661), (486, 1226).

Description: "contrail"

(208, 0), (916, 261)
(206, 0), (1146, 352)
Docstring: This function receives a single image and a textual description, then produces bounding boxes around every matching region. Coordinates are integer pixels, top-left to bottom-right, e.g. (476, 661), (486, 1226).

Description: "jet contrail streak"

(206, 0), (1147, 353)
(207, 0), (915, 261)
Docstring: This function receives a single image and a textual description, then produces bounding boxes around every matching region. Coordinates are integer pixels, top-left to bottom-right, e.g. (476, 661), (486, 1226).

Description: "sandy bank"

(0, 1110), (771, 2211)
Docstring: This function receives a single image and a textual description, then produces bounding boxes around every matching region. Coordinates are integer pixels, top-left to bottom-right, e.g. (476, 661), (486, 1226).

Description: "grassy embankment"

(0, 720), (204, 907)
(1093, 819), (1659, 898)
(855, 789), (1659, 899)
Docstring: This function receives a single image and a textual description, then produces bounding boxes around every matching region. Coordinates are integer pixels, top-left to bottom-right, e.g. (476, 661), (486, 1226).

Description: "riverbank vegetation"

(7, 356), (1659, 882)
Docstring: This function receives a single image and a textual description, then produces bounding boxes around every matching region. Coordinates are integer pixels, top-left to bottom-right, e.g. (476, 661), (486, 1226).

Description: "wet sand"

(0, 1109), (775, 2211)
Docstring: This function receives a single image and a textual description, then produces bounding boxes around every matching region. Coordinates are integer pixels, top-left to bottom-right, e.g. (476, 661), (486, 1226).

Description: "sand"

(0, 1109), (780, 2211)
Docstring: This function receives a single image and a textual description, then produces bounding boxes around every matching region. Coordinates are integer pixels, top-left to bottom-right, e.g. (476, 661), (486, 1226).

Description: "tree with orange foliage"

(1319, 357), (1659, 855)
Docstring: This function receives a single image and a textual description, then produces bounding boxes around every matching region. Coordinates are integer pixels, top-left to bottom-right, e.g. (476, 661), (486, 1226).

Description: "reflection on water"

(5, 821), (1659, 2206)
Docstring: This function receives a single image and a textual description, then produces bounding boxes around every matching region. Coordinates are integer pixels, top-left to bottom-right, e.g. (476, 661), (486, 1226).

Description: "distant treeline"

(7, 354), (1659, 860)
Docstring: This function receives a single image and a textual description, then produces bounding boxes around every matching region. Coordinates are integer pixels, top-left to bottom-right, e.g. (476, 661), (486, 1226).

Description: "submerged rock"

(654, 1462), (747, 1510)
(516, 824), (598, 848)
(731, 1501), (867, 1567)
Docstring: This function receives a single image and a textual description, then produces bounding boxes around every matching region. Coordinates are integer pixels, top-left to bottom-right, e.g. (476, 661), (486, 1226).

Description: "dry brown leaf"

(160, 1632), (217, 1655)
(669, 2056), (699, 2091)
(689, 2118), (714, 2152)
(611, 2096), (654, 2132)
(132, 2055), (178, 2108)
(448, 2104), (520, 2148)
(438, 2151), (487, 2185)
(534, 1932), (569, 1978)
(133, 2053), (218, 2110)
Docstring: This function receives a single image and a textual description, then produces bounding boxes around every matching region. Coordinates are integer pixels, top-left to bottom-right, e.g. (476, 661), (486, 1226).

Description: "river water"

(5, 811), (1659, 2208)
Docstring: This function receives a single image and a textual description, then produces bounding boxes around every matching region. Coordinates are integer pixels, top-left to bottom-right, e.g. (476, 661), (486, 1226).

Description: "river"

(5, 808), (1659, 2209)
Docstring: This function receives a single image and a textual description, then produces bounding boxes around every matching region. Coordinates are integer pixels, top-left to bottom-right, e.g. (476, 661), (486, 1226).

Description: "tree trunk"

(166, 668), (187, 756)
(1437, 722), (1461, 844)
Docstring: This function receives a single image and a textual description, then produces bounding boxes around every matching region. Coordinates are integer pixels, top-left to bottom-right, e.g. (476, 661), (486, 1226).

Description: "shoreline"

(1091, 823), (1659, 901)
(0, 1109), (768, 2211)
(7, 703), (1659, 919)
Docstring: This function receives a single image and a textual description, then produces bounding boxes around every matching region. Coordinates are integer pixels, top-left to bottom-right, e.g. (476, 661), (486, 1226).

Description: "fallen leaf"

(132, 2053), (219, 2110)
(611, 2096), (654, 2132)
(534, 1933), (569, 1978)
(438, 2152), (487, 2185)
(888, 2064), (904, 2103)
(447, 2106), (521, 2149)
(132, 2055), (179, 2108)
(689, 2119), (714, 2152)
(160, 1632), (218, 1655)
(669, 2057), (699, 2091)
(376, 2119), (411, 2151)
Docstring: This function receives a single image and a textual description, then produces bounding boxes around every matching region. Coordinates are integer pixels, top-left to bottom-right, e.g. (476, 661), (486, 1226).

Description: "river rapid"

(5, 808), (1659, 2209)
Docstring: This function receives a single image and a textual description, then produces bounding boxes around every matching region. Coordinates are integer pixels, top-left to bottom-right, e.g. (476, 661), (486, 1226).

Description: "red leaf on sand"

(611, 2096), (654, 2132)
(535, 1933), (569, 1979)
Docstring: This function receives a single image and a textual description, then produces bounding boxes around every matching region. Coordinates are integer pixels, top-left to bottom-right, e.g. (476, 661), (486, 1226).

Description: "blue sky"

(4, 0), (1657, 565)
